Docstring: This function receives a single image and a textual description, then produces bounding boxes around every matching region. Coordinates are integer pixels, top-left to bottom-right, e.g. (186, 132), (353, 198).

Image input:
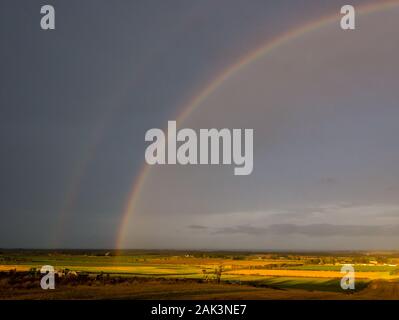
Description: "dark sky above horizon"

(1, 0), (398, 250)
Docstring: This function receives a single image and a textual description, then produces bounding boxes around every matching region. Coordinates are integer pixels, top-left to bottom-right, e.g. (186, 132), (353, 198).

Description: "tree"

(214, 265), (224, 284)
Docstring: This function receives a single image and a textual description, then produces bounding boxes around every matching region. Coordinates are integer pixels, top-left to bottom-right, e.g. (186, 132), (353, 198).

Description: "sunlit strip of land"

(1, 250), (399, 299)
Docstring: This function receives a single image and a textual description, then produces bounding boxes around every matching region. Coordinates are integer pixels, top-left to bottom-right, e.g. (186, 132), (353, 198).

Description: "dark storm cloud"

(3, 0), (305, 247)
(256, 203), (359, 221)
(267, 224), (399, 237)
(191, 223), (399, 237)
(0, 0), (390, 249)
(188, 224), (208, 230)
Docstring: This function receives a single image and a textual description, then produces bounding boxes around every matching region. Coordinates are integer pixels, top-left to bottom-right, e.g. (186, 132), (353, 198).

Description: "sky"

(1, 0), (398, 250)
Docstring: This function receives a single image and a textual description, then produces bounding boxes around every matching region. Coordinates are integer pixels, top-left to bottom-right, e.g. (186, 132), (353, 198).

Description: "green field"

(285, 265), (397, 272)
(1, 250), (399, 299)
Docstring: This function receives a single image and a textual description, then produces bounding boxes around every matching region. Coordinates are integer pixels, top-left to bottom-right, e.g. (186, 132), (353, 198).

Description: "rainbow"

(116, 0), (399, 250)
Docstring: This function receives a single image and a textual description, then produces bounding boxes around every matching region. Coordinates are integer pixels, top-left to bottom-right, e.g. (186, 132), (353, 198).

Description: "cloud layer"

(189, 223), (399, 237)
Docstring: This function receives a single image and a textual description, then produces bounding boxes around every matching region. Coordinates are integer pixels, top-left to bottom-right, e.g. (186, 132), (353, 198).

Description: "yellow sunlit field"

(1, 250), (399, 299)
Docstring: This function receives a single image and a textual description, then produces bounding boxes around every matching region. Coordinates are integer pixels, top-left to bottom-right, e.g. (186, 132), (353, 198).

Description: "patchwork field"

(1, 250), (399, 299)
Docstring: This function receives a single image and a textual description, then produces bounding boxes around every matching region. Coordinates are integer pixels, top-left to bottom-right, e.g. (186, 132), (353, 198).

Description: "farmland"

(1, 250), (399, 299)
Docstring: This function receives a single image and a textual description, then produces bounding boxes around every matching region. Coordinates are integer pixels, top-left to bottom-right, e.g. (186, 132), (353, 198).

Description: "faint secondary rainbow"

(116, 0), (399, 250)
